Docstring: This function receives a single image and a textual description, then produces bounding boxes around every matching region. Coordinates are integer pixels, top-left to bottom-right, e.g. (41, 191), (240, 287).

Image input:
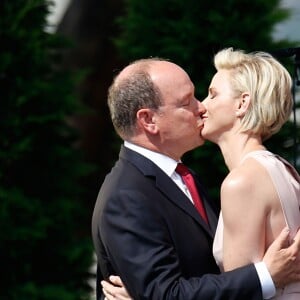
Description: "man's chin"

(198, 139), (206, 147)
(192, 138), (206, 150)
(199, 132), (206, 144)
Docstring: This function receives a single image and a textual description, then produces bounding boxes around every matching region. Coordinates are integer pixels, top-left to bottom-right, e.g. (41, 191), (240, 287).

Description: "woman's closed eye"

(209, 92), (216, 99)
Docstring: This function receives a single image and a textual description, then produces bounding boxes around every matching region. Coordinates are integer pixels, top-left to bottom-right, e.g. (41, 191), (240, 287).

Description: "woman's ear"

(236, 92), (251, 117)
(136, 108), (158, 134)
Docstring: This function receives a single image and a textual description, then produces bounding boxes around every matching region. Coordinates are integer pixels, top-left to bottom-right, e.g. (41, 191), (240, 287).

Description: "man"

(92, 58), (300, 299)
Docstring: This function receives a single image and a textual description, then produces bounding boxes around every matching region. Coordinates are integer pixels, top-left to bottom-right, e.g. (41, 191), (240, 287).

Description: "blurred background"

(1, 0), (299, 299)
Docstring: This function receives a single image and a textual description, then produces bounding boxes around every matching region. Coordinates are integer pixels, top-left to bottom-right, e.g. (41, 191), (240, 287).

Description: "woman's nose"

(198, 100), (207, 113)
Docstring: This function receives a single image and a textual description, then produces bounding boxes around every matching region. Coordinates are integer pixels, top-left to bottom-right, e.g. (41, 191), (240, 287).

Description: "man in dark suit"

(92, 58), (300, 299)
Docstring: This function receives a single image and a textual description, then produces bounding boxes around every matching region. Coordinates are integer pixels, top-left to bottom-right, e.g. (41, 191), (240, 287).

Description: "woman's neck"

(217, 133), (266, 171)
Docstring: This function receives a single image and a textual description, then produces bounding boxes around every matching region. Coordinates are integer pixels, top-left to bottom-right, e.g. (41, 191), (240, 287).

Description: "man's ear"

(136, 108), (158, 134)
(236, 92), (251, 117)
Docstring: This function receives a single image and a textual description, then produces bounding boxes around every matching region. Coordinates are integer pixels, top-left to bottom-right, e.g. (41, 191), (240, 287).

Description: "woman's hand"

(101, 275), (132, 300)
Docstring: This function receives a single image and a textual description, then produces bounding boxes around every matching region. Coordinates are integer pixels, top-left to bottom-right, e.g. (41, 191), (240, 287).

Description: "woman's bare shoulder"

(221, 157), (273, 207)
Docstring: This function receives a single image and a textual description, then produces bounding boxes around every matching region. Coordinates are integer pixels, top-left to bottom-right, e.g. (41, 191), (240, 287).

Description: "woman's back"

(213, 150), (300, 299)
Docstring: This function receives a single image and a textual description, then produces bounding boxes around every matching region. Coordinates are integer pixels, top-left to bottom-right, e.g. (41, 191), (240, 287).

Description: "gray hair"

(107, 59), (164, 139)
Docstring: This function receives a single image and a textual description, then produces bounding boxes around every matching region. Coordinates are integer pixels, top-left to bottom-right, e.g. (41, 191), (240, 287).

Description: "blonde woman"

(203, 48), (300, 299)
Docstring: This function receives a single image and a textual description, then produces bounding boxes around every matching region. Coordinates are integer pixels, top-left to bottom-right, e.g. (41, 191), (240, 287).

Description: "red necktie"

(176, 163), (209, 224)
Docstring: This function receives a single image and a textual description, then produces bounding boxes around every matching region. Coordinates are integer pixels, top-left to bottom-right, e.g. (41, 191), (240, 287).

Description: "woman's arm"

(221, 163), (272, 271)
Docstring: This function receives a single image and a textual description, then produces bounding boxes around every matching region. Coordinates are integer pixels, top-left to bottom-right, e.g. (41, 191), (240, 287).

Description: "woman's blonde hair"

(214, 48), (293, 140)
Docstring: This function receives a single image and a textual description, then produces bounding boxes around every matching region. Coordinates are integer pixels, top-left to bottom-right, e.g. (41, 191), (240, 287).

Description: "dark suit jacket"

(92, 146), (263, 299)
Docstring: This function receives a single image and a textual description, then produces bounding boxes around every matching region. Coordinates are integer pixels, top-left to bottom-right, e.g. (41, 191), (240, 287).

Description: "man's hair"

(107, 58), (164, 139)
(214, 48), (293, 140)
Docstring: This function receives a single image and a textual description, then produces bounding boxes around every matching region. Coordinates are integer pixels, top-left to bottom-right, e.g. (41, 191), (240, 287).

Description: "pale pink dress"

(213, 150), (300, 299)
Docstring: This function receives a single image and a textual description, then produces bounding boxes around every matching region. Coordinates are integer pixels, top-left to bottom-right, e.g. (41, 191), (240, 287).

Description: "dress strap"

(242, 151), (300, 239)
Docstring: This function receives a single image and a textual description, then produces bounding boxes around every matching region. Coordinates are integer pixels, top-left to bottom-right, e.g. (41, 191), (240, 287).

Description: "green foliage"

(114, 0), (299, 200)
(0, 0), (94, 299)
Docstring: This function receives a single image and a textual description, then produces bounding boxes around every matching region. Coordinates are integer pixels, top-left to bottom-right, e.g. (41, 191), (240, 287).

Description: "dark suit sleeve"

(98, 189), (263, 300)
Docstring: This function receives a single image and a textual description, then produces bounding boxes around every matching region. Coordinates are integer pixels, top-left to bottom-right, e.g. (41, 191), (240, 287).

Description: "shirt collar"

(124, 141), (179, 177)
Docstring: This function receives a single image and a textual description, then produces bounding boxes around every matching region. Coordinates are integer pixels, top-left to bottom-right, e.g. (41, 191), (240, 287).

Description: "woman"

(101, 48), (300, 299)
(203, 48), (300, 299)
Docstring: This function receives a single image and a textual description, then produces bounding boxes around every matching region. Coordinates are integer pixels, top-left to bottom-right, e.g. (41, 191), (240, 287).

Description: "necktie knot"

(175, 163), (190, 176)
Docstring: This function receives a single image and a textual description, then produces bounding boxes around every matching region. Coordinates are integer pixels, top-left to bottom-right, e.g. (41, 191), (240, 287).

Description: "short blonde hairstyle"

(214, 48), (293, 140)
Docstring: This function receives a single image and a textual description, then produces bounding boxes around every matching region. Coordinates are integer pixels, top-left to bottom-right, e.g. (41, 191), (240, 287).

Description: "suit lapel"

(155, 172), (214, 235)
(120, 146), (217, 238)
(193, 178), (219, 233)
